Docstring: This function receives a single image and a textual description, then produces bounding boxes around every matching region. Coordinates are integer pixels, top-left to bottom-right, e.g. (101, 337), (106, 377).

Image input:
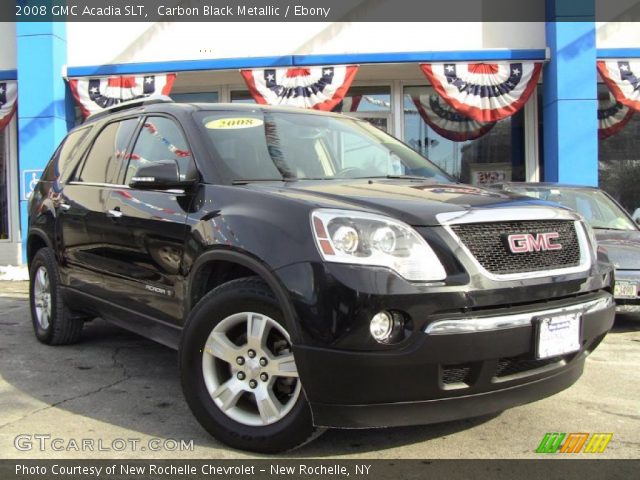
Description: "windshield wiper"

(232, 178), (297, 185)
(592, 226), (632, 231)
(383, 175), (431, 181)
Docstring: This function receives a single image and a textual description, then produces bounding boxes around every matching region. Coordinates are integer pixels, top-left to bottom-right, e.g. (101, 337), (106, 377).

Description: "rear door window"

(77, 118), (138, 184)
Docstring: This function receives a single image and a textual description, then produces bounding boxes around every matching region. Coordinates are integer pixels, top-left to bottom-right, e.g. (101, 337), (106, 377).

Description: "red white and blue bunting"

(420, 62), (542, 122)
(411, 93), (495, 142)
(598, 92), (634, 140)
(597, 60), (640, 111)
(0, 80), (17, 130)
(69, 74), (176, 118)
(240, 66), (358, 111)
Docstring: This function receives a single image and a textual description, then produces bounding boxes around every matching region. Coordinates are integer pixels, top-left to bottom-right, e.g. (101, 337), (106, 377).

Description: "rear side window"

(42, 127), (92, 182)
(78, 118), (138, 184)
(124, 117), (192, 185)
(58, 127), (93, 181)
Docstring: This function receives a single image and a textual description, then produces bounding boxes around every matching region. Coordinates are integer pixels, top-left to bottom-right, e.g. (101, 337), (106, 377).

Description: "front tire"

(29, 247), (84, 345)
(180, 277), (315, 453)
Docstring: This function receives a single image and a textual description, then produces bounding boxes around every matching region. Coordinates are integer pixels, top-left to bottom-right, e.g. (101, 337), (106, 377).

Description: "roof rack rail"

(86, 96), (173, 121)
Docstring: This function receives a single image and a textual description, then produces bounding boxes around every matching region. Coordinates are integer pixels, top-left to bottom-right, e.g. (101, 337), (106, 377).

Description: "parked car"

(493, 183), (640, 314)
(28, 99), (614, 453)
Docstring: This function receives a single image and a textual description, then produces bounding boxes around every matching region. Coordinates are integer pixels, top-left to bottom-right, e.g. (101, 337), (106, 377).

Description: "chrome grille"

(450, 220), (581, 275)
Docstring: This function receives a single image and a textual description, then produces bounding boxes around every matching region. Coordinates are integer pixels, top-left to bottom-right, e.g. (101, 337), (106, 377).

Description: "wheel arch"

(26, 229), (54, 266)
(186, 249), (301, 341)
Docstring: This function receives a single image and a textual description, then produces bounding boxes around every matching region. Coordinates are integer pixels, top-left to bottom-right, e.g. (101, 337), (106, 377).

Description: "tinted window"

(78, 119), (138, 184)
(42, 128), (92, 183)
(196, 111), (452, 182)
(57, 127), (92, 182)
(124, 117), (193, 184)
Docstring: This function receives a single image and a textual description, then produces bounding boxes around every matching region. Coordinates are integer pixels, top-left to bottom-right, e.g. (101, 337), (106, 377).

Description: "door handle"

(107, 208), (123, 218)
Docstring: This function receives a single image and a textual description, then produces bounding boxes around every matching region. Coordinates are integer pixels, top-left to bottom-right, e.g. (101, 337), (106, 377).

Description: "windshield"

(196, 110), (453, 183)
(509, 186), (637, 231)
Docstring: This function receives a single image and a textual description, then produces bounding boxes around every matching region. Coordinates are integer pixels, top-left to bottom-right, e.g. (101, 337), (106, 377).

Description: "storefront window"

(171, 91), (219, 103)
(598, 83), (640, 215)
(403, 85), (525, 185)
(333, 86), (391, 132)
(231, 90), (256, 104)
(0, 128), (8, 240)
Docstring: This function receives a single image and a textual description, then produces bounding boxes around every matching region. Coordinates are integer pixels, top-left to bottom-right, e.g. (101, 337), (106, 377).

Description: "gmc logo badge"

(506, 232), (562, 253)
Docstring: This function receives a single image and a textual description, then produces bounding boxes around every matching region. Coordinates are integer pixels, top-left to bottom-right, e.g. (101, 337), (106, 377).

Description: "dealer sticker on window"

(536, 313), (581, 359)
(205, 118), (264, 129)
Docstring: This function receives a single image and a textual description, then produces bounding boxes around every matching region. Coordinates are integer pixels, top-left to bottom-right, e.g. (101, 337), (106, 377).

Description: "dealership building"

(0, 14), (639, 264)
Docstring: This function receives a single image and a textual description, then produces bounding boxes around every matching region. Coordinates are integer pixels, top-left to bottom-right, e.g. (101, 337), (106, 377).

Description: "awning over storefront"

(68, 74), (176, 118)
(240, 65), (358, 111)
(410, 93), (495, 141)
(0, 80), (17, 130)
(419, 62), (542, 123)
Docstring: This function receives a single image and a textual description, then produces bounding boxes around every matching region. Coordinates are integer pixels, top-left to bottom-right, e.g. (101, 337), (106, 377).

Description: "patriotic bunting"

(597, 60), (640, 111)
(598, 94), (634, 140)
(69, 74), (176, 118)
(420, 62), (542, 122)
(0, 80), (17, 130)
(411, 94), (495, 142)
(240, 66), (358, 111)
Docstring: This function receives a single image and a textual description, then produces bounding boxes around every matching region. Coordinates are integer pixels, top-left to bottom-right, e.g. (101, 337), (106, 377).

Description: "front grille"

(495, 356), (564, 378)
(450, 220), (581, 275)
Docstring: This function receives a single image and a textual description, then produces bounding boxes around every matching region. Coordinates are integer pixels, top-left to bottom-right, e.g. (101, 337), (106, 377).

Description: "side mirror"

(128, 160), (195, 190)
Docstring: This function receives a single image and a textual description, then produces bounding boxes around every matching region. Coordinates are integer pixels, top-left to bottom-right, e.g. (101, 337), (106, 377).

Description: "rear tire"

(180, 277), (317, 453)
(29, 247), (84, 345)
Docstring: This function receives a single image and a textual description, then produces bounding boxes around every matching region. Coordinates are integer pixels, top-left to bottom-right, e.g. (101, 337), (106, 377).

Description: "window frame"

(0, 123), (10, 243)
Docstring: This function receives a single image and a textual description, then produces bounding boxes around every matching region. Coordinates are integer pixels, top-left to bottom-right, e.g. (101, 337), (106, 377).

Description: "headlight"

(311, 209), (447, 281)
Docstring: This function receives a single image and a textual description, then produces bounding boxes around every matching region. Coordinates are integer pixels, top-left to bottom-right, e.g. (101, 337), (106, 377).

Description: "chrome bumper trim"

(424, 295), (614, 335)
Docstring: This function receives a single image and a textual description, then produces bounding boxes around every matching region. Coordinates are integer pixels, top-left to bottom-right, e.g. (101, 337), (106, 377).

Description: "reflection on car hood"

(246, 179), (570, 226)
(595, 229), (640, 270)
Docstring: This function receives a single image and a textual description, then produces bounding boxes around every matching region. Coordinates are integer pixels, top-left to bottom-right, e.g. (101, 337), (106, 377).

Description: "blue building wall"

(16, 21), (70, 261)
(543, 0), (598, 185)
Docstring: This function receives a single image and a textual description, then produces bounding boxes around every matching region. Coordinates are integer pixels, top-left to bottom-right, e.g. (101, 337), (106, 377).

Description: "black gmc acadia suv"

(28, 98), (615, 453)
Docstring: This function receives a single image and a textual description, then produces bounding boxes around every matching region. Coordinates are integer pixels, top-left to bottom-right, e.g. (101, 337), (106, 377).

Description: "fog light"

(370, 311), (394, 342)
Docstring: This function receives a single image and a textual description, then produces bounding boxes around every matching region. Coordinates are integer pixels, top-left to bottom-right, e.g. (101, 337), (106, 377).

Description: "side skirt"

(61, 287), (181, 350)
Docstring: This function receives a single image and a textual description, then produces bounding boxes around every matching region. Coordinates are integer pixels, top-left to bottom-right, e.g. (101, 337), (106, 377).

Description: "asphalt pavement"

(0, 281), (638, 459)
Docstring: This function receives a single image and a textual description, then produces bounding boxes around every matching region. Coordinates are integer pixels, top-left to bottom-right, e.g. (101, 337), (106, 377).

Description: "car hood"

(244, 179), (566, 226)
(594, 229), (640, 270)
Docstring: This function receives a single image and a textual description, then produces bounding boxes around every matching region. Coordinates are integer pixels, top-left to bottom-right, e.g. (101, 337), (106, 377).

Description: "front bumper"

(293, 291), (614, 428)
